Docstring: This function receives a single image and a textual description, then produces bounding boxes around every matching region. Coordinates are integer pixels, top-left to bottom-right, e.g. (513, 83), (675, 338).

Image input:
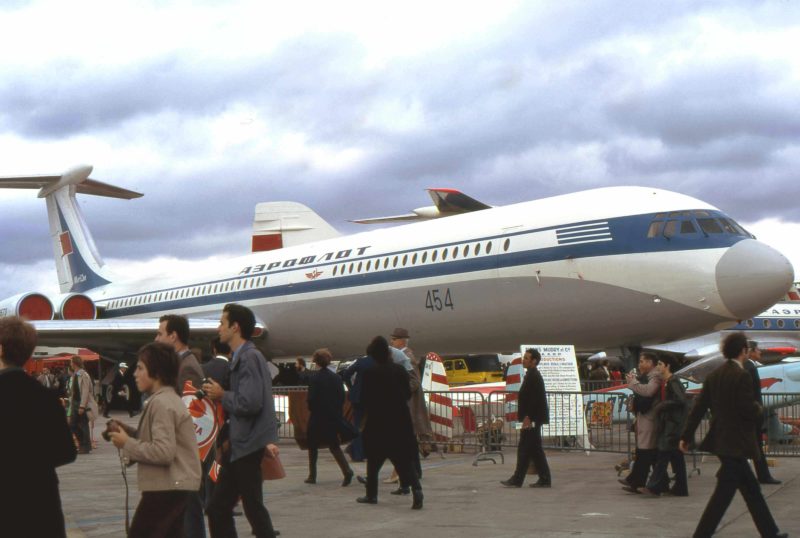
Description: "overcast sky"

(1, 0), (798, 302)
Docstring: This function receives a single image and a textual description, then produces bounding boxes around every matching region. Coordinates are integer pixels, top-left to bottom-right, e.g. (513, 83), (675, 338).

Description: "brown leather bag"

(261, 448), (286, 480)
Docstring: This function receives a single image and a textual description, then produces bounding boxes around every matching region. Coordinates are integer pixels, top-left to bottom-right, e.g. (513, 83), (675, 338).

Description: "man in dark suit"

(501, 348), (551, 488)
(746, 341), (780, 485)
(680, 333), (786, 538)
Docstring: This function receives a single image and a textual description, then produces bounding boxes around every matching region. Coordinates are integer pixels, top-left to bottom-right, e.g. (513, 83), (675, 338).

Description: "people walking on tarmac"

(155, 314), (206, 538)
(641, 355), (688, 496)
(341, 351), (377, 462)
(0, 317), (77, 538)
(619, 352), (662, 492)
(69, 354), (98, 454)
(108, 342), (201, 538)
(746, 341), (781, 485)
(203, 303), (280, 538)
(501, 348), (551, 488)
(357, 336), (423, 509)
(305, 348), (355, 486)
(679, 333), (787, 538)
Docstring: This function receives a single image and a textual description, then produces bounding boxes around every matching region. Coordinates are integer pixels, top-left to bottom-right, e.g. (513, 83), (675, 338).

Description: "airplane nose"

(716, 239), (795, 319)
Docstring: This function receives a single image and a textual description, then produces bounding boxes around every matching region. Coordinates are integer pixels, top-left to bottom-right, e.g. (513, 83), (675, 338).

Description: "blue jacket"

(341, 355), (376, 406)
(222, 341), (278, 461)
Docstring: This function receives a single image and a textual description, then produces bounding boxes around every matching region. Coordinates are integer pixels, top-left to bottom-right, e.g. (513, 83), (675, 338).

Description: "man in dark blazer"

(680, 333), (786, 538)
(501, 348), (551, 488)
(746, 341), (780, 485)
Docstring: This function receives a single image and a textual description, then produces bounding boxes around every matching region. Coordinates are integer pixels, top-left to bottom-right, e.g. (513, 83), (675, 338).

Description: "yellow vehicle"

(442, 354), (504, 385)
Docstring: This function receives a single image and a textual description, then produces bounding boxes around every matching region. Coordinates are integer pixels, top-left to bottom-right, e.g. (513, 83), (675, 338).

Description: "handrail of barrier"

(271, 386), (800, 458)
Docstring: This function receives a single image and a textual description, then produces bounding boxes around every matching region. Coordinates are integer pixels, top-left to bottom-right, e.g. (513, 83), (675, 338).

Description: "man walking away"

(501, 348), (551, 488)
(204, 304), (279, 538)
(679, 332), (786, 538)
(746, 341), (781, 485)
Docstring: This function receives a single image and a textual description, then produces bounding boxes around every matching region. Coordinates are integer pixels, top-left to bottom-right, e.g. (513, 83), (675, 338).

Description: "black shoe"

(760, 478), (781, 485)
(500, 479), (522, 488)
(529, 481), (551, 488)
(342, 470), (354, 487)
(390, 487), (410, 495)
(356, 496), (377, 504)
(356, 475), (367, 485)
(411, 488), (423, 510)
(304, 477), (316, 484)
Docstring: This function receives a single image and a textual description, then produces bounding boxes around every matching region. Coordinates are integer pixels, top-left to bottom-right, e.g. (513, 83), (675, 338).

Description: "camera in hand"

(194, 378), (211, 400)
(101, 419), (121, 442)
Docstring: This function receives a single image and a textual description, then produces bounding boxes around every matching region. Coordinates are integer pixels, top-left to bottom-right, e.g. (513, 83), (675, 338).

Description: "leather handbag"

(261, 448), (286, 480)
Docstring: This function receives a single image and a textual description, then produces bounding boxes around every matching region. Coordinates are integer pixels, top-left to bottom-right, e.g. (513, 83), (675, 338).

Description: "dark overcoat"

(307, 367), (347, 447)
(681, 360), (761, 459)
(654, 376), (688, 451)
(517, 367), (549, 425)
(0, 367), (77, 538)
(361, 362), (417, 459)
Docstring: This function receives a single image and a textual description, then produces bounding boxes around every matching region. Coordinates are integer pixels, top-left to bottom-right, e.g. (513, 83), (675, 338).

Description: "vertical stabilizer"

(0, 165), (143, 293)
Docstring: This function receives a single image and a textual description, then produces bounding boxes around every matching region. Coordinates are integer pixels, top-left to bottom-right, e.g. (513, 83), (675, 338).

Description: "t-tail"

(0, 164), (142, 294)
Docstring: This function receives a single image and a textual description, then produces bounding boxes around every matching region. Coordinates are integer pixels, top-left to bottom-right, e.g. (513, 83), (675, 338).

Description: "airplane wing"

(351, 188), (492, 224)
(426, 188), (492, 213)
(30, 318), (228, 359)
(350, 213), (427, 224)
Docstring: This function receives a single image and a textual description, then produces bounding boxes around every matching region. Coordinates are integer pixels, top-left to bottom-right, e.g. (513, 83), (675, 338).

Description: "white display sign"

(519, 344), (589, 447)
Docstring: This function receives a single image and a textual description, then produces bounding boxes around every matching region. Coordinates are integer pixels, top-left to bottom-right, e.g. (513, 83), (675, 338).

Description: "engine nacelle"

(54, 293), (97, 320)
(0, 292), (55, 320)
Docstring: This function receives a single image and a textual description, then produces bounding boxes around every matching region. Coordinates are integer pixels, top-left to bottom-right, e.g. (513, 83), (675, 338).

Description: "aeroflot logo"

(239, 246), (371, 275)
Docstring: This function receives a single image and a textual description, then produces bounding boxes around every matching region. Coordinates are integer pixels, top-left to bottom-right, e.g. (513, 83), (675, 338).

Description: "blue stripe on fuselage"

(99, 210), (746, 317)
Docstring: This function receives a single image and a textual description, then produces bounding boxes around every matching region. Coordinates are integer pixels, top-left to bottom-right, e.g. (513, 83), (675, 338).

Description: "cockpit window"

(647, 221), (664, 238)
(697, 218), (723, 234)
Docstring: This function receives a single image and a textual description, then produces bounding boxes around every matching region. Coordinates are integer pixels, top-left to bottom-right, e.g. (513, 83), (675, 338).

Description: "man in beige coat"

(620, 352), (661, 492)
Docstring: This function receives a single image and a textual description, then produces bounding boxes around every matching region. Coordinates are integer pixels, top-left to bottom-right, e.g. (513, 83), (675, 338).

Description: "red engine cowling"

(0, 292), (55, 321)
(55, 293), (97, 320)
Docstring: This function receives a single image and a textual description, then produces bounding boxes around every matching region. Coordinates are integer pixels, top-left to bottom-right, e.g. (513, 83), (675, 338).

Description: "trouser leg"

(511, 428), (532, 483)
(366, 456), (385, 499)
(670, 450), (688, 495)
(734, 458), (779, 538)
(234, 449), (275, 538)
(330, 444), (352, 478)
(529, 425), (550, 482)
(307, 446), (318, 480)
(693, 457), (740, 538)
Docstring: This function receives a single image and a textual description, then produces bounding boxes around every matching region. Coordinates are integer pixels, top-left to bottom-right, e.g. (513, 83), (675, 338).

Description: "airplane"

(0, 164), (795, 362)
(649, 300), (800, 361)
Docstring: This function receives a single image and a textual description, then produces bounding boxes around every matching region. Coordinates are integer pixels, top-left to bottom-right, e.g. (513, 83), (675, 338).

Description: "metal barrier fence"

(272, 386), (800, 458)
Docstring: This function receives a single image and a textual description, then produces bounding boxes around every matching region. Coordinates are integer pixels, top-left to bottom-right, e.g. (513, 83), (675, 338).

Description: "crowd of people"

(0, 309), (790, 537)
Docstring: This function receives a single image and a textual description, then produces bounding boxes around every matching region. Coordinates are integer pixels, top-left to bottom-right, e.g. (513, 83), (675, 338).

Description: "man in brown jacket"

(680, 333), (786, 538)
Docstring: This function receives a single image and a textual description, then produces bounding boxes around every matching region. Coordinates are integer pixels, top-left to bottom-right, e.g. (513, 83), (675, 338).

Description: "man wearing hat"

(388, 328), (434, 494)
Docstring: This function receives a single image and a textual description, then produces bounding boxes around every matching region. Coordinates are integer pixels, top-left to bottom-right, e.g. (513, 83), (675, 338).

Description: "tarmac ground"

(60, 412), (798, 538)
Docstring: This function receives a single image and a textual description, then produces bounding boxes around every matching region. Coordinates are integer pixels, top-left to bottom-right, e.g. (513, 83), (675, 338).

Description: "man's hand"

(679, 439), (690, 454)
(202, 378), (224, 401)
(109, 428), (129, 449)
(266, 443), (279, 458)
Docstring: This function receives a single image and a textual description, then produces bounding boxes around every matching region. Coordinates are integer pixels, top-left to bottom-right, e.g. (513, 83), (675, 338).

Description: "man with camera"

(203, 304), (279, 538)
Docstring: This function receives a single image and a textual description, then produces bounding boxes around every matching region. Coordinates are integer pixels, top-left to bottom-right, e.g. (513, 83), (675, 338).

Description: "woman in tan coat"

(109, 342), (201, 538)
